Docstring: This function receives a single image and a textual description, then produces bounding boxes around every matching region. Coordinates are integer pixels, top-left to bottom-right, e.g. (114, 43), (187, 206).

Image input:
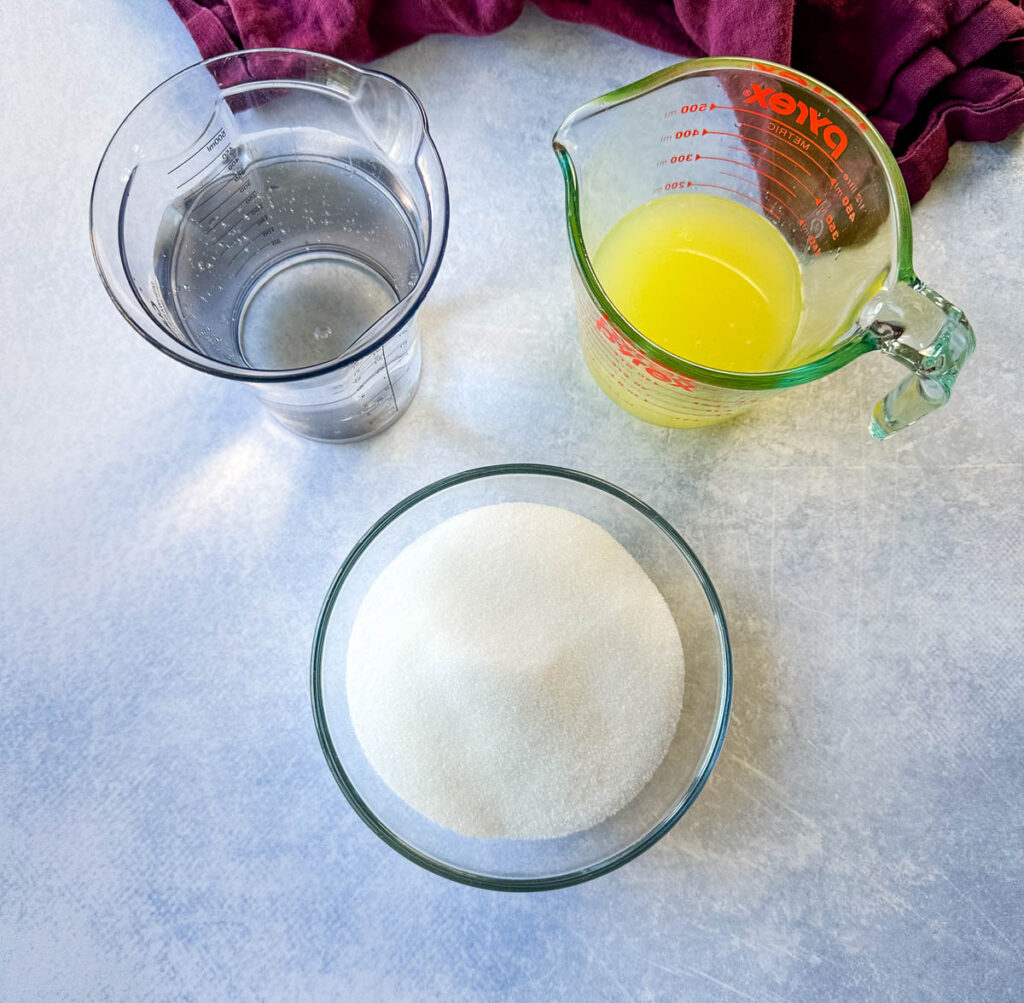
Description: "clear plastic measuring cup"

(92, 49), (448, 442)
(553, 58), (974, 438)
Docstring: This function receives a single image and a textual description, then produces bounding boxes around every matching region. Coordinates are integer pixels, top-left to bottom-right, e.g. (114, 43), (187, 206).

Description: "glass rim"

(309, 463), (733, 891)
(552, 56), (915, 391)
(89, 47), (450, 384)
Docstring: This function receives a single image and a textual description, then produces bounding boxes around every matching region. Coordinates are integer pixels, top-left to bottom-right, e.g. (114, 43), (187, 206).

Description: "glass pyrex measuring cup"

(553, 58), (974, 438)
(91, 49), (448, 442)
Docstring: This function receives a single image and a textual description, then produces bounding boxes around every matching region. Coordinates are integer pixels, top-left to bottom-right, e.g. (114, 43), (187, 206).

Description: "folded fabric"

(167, 0), (1024, 201)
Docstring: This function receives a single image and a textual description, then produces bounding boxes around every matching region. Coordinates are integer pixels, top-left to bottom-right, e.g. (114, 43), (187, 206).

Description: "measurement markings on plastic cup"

(226, 214), (266, 250)
(192, 186), (236, 227)
(226, 240), (270, 272)
(165, 127), (283, 272)
(165, 124), (277, 241)
(204, 185), (257, 233)
(185, 170), (231, 216)
(168, 125), (229, 174)
(175, 152), (226, 189)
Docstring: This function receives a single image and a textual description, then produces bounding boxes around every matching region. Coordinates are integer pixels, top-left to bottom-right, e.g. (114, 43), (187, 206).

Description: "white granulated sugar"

(346, 502), (685, 840)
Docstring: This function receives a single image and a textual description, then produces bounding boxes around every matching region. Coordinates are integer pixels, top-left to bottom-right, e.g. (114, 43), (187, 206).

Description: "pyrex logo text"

(744, 84), (848, 160)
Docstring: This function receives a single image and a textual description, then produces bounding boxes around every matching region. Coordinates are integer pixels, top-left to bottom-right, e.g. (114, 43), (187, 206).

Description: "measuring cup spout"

(860, 281), (975, 439)
(552, 114), (587, 249)
(552, 104), (587, 164)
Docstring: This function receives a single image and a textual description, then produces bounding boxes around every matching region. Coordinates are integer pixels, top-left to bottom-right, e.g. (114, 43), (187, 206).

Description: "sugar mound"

(346, 502), (684, 839)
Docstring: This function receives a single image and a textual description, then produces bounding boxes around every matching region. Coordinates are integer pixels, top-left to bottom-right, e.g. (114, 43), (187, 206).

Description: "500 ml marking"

(171, 127), (231, 187)
(206, 128), (227, 152)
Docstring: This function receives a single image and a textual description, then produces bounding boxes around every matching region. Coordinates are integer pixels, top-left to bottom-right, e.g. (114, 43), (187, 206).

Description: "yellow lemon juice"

(590, 192), (804, 421)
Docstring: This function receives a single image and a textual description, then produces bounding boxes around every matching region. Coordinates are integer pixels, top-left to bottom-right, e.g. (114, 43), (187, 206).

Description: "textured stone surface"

(2, 2), (1022, 999)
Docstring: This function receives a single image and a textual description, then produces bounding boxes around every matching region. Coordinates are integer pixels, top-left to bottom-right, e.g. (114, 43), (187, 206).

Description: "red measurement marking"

(714, 109), (846, 181)
(716, 173), (802, 225)
(708, 172), (802, 227)
(733, 123), (835, 184)
(728, 146), (821, 204)
(688, 182), (781, 221)
(738, 123), (837, 183)
(698, 155), (796, 198)
(715, 103), (849, 165)
(703, 129), (817, 180)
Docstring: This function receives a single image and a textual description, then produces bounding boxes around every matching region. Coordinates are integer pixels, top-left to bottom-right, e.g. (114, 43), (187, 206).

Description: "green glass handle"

(861, 280), (975, 439)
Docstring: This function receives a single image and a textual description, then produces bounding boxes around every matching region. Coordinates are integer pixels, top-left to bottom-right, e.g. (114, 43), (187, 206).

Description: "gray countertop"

(2, 3), (1022, 1000)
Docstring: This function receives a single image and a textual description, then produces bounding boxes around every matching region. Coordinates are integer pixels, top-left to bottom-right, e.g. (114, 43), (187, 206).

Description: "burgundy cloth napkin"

(168, 0), (1024, 201)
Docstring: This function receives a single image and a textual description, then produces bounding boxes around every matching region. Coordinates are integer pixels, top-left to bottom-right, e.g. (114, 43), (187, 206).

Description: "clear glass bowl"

(310, 464), (732, 890)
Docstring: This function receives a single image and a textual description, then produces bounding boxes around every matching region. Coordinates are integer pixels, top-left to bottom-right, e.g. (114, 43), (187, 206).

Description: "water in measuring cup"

(153, 141), (423, 381)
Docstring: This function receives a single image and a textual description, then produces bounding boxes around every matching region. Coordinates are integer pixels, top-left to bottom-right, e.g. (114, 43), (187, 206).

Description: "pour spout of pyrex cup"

(553, 57), (976, 438)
